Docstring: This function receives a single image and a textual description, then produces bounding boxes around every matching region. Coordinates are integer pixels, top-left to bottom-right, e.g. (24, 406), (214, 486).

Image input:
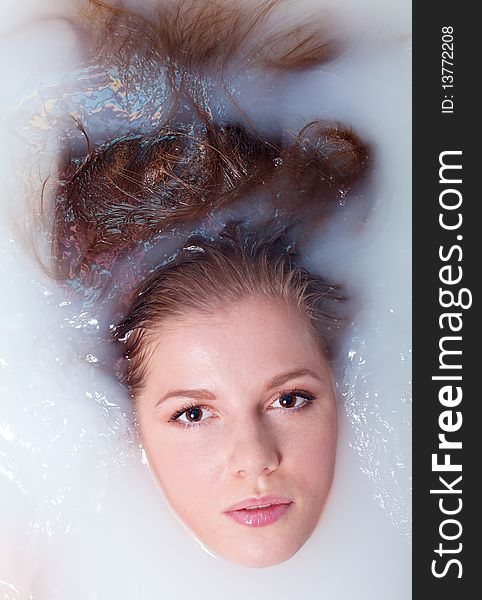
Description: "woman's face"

(135, 296), (337, 567)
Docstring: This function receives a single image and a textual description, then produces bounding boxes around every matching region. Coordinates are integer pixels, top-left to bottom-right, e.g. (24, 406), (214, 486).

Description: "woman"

(46, 0), (371, 567)
(112, 224), (343, 567)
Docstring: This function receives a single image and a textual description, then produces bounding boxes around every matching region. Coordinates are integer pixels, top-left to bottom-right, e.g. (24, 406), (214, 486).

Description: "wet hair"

(53, 120), (369, 286)
(114, 223), (346, 396)
(47, 0), (372, 397)
(50, 0), (370, 283)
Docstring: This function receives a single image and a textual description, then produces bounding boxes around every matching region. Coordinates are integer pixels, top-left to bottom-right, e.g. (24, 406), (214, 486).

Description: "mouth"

(224, 495), (293, 528)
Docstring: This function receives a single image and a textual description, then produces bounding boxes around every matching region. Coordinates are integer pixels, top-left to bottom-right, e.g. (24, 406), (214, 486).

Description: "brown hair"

(53, 120), (369, 287)
(50, 0), (370, 285)
(113, 222), (347, 397)
(46, 0), (371, 395)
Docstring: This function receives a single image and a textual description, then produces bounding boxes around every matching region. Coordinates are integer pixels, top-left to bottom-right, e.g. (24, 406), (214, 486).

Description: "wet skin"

(136, 296), (337, 567)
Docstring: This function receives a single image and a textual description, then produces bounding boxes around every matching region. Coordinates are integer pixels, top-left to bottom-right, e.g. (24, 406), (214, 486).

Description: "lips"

(224, 495), (293, 527)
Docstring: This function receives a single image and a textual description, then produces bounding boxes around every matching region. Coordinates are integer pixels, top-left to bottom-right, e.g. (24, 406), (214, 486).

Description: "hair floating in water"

(47, 0), (371, 298)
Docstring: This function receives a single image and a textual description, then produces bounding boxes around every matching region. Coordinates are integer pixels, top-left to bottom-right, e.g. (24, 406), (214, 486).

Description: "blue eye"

(271, 391), (315, 410)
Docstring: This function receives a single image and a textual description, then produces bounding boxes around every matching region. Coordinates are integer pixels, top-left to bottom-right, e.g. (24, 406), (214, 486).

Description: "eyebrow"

(265, 368), (323, 390)
(156, 388), (216, 407)
(155, 368), (323, 407)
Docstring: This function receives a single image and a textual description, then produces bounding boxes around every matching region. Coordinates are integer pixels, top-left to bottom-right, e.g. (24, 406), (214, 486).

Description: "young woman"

(46, 0), (371, 567)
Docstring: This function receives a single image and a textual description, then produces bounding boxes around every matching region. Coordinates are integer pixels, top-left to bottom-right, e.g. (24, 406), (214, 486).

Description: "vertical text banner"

(413, 1), (477, 597)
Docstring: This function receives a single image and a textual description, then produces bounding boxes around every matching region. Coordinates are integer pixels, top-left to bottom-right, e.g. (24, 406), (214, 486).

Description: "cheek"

(138, 416), (224, 513)
(280, 404), (337, 495)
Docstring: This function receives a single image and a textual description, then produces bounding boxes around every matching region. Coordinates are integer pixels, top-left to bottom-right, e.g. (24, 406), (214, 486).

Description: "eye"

(271, 390), (315, 410)
(170, 404), (215, 425)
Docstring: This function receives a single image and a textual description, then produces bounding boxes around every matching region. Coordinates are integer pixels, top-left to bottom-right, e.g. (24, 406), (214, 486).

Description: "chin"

(225, 540), (301, 569)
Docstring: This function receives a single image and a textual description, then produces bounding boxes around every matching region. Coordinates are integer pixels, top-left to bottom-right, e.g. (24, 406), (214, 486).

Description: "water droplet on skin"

(273, 157), (283, 167)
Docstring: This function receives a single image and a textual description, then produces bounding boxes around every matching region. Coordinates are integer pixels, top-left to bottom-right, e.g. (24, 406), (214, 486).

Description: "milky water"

(0, 0), (411, 598)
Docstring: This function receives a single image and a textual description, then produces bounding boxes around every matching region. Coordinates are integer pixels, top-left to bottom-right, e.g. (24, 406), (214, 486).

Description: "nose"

(228, 418), (281, 479)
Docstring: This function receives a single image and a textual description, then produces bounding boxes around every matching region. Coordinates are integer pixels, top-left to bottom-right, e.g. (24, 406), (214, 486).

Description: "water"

(0, 0), (411, 598)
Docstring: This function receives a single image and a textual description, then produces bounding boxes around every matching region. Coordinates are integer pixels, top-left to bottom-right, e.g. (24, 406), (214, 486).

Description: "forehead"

(143, 297), (328, 387)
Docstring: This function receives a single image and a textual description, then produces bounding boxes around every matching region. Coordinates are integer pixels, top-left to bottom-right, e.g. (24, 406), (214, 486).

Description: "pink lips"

(224, 495), (293, 527)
